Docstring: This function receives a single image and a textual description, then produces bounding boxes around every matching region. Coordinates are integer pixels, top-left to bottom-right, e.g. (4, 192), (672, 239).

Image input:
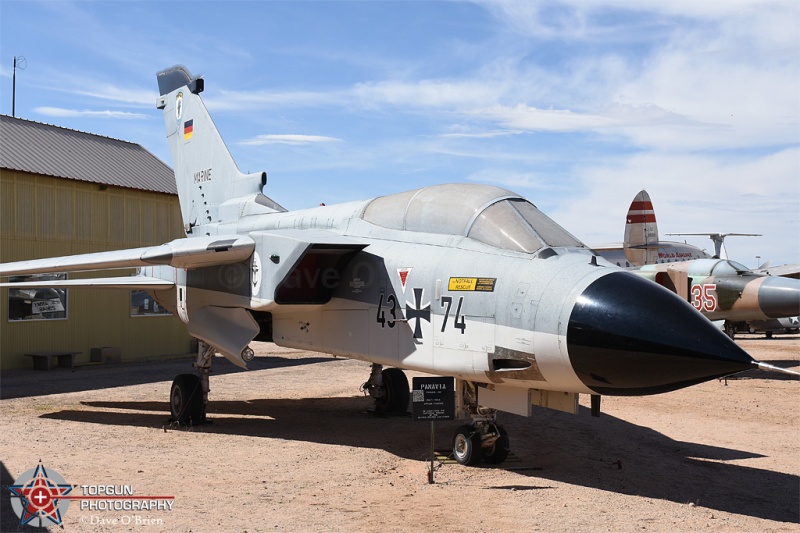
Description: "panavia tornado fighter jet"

(1, 67), (795, 466)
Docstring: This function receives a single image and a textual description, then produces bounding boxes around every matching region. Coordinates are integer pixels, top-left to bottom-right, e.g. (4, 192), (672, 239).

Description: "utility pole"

(12, 56), (27, 117)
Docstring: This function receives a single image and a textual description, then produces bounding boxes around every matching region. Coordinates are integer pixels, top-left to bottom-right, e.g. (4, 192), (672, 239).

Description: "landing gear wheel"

(375, 368), (409, 415)
(483, 426), (510, 465)
(453, 425), (482, 466)
(170, 374), (205, 424)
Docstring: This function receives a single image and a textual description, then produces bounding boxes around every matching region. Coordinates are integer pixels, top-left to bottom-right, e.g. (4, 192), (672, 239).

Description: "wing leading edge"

(0, 234), (255, 277)
(0, 277), (174, 289)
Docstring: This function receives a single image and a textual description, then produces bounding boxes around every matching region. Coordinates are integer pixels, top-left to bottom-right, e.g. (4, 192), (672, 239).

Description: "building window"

(130, 290), (171, 317)
(8, 274), (68, 321)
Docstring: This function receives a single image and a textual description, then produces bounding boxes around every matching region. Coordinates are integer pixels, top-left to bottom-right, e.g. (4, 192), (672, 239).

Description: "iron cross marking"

(406, 287), (431, 339)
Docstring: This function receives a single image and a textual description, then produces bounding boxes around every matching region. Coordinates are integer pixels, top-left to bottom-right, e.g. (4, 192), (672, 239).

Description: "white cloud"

(71, 83), (155, 107)
(474, 0), (799, 41)
(351, 79), (504, 109)
(549, 147), (800, 265)
(208, 89), (347, 112)
(239, 134), (343, 146)
(23, 66), (156, 107)
(34, 107), (148, 119)
(466, 168), (553, 191)
(471, 103), (619, 132)
(437, 129), (519, 139)
(613, 9), (800, 149)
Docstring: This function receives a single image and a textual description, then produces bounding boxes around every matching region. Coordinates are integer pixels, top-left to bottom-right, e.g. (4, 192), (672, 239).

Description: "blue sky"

(1, 0), (798, 266)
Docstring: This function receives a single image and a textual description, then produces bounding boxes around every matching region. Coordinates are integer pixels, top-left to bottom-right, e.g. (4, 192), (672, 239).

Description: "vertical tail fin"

(623, 190), (659, 265)
(156, 66), (279, 234)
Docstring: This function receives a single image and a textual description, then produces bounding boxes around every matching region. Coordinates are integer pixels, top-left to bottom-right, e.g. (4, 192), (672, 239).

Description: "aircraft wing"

(756, 263), (800, 279)
(0, 277), (174, 289)
(0, 234), (255, 277)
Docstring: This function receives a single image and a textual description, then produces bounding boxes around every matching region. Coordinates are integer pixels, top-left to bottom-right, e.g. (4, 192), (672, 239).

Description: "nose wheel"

(451, 423), (510, 466)
(452, 381), (511, 466)
(453, 425), (482, 466)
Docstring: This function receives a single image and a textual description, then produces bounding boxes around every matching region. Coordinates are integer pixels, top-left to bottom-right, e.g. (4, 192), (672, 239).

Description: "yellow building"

(1, 115), (193, 369)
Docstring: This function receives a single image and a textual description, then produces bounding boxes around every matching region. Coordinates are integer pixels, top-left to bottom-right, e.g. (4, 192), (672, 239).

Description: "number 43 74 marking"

(376, 293), (467, 334)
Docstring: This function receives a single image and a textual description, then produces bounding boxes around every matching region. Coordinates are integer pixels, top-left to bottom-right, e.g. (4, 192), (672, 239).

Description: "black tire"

(170, 374), (204, 424)
(453, 425), (482, 466)
(483, 426), (510, 465)
(375, 368), (409, 414)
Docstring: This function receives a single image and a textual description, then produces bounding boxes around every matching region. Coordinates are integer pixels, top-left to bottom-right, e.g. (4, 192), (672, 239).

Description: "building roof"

(0, 115), (177, 195)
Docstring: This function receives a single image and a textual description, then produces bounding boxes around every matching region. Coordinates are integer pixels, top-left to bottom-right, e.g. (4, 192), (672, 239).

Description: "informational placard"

(412, 377), (455, 421)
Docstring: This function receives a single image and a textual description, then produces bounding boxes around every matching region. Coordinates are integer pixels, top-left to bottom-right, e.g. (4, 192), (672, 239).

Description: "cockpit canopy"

(700, 259), (753, 277)
(361, 184), (585, 253)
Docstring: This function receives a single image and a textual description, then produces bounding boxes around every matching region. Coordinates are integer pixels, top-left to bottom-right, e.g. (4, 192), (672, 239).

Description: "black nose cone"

(567, 272), (754, 396)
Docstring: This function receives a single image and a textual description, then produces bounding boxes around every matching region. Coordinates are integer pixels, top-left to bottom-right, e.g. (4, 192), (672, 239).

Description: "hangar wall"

(0, 170), (193, 370)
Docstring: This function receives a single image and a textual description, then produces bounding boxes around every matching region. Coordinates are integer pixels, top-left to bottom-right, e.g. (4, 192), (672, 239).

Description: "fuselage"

(146, 186), (754, 398)
(593, 242), (709, 267)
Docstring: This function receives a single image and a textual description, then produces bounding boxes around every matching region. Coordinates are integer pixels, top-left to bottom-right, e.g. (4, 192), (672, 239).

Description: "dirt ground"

(1, 334), (798, 533)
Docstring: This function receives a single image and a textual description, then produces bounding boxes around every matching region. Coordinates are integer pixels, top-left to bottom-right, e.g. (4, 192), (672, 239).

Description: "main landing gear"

(169, 341), (213, 425)
(361, 365), (511, 466)
(361, 363), (410, 414)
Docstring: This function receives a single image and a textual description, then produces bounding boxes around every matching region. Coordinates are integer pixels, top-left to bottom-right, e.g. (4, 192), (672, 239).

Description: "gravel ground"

(1, 334), (798, 532)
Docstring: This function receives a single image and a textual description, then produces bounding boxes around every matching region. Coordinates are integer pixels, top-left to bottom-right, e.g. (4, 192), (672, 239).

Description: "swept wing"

(0, 234), (255, 277)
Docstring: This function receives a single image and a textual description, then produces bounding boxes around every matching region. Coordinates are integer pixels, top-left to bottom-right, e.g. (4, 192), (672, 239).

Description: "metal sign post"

(412, 377), (455, 484)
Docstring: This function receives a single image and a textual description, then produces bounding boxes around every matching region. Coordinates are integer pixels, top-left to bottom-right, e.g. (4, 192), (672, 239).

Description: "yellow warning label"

(448, 277), (496, 292)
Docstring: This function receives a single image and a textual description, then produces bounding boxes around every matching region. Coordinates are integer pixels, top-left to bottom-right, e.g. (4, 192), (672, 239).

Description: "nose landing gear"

(451, 381), (510, 466)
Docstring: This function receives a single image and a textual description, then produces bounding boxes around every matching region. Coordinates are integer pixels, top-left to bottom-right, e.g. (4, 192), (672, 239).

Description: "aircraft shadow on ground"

(41, 397), (798, 523)
(0, 356), (333, 399)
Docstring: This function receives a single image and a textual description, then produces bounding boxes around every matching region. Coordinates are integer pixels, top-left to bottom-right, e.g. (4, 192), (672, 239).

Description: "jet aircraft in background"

(1, 67), (796, 466)
(592, 190), (710, 267)
(634, 259), (800, 338)
(594, 191), (800, 337)
(661, 232), (800, 280)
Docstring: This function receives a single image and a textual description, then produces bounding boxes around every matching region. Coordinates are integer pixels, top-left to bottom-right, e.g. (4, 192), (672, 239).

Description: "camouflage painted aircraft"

(634, 259), (800, 338)
(594, 191), (800, 337)
(1, 67), (796, 466)
(593, 190), (710, 267)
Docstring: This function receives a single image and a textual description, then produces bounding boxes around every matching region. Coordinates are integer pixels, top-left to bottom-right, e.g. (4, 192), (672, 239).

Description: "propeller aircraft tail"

(623, 190), (659, 265)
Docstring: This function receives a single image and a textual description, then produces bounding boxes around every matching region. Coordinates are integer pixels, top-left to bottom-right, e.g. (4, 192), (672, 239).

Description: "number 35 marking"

(691, 283), (717, 312)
